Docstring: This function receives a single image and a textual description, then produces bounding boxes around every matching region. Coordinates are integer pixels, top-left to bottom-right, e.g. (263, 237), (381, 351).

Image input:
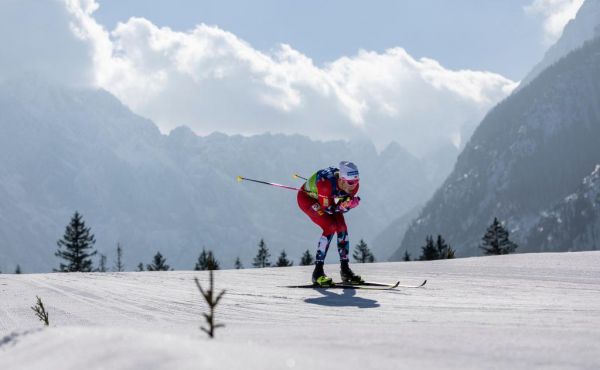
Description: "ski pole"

(236, 176), (303, 192)
(293, 173), (307, 181)
(237, 175), (330, 198)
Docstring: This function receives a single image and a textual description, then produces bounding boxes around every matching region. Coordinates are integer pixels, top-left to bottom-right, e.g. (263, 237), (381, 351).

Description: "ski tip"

(236, 176), (243, 182)
(293, 174), (298, 179)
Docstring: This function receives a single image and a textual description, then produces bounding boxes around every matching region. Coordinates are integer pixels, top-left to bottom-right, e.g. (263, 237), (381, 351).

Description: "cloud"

(96, 15), (516, 155)
(525, 0), (585, 46)
(0, 0), (518, 157)
(0, 0), (96, 86)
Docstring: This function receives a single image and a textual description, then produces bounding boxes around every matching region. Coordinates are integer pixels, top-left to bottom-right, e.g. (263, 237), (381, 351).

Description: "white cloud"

(525, 0), (585, 46)
(0, 0), (518, 157)
(0, 0), (96, 86)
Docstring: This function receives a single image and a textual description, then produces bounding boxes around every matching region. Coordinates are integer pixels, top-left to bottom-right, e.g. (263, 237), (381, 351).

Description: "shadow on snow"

(303, 288), (380, 308)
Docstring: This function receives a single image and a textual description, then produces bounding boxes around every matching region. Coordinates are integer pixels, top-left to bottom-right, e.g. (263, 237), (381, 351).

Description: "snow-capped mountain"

(520, 0), (600, 88)
(527, 164), (600, 252)
(393, 35), (600, 259)
(0, 75), (451, 272)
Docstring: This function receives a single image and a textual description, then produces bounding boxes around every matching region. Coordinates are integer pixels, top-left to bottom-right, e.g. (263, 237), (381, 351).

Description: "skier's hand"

(347, 196), (360, 209)
(338, 196), (360, 212)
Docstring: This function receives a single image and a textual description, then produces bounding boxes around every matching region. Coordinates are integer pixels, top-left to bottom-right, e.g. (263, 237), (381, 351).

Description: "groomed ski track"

(1, 252), (600, 369)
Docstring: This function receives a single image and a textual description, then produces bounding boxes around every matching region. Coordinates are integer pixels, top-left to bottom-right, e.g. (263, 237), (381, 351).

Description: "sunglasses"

(343, 179), (359, 186)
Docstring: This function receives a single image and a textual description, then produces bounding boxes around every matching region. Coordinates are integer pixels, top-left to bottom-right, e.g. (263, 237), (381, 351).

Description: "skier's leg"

(315, 234), (334, 264)
(334, 213), (349, 262)
(333, 214), (363, 283)
(297, 190), (337, 265)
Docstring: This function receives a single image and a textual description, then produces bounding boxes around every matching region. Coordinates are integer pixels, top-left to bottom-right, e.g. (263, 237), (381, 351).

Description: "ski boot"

(340, 260), (364, 284)
(312, 263), (333, 287)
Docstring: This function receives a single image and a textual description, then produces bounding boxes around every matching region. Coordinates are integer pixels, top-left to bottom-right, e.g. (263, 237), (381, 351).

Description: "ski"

(335, 281), (400, 290)
(354, 280), (427, 288)
(283, 281), (399, 290)
(339, 280), (426, 289)
(397, 280), (427, 288)
(283, 280), (426, 290)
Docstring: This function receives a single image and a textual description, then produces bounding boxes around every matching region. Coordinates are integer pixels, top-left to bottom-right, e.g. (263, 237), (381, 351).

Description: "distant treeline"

(3, 212), (517, 274)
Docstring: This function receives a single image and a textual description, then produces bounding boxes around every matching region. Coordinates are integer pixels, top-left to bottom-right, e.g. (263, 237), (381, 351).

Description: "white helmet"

(339, 161), (359, 181)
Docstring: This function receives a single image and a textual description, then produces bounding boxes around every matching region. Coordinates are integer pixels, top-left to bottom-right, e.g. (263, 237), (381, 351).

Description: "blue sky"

(94, 0), (545, 80)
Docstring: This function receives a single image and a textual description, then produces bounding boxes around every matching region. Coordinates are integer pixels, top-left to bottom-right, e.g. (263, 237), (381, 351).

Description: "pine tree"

(55, 211), (97, 272)
(403, 250), (411, 261)
(146, 251), (171, 271)
(114, 243), (125, 272)
(435, 235), (455, 259)
(352, 239), (375, 263)
(252, 239), (271, 268)
(137, 262), (144, 272)
(97, 254), (107, 272)
(419, 235), (455, 260)
(419, 235), (438, 260)
(480, 217), (518, 255)
(194, 248), (220, 271)
(300, 249), (314, 266)
(275, 250), (293, 267)
(15, 265), (22, 274)
(446, 246), (456, 259)
(234, 257), (243, 269)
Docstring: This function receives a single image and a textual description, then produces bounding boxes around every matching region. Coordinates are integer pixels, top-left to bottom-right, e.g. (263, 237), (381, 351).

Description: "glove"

(347, 196), (360, 209)
(338, 196), (360, 212)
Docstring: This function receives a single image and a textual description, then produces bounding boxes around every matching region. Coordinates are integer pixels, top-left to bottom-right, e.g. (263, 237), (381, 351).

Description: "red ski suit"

(297, 167), (359, 263)
(297, 182), (359, 235)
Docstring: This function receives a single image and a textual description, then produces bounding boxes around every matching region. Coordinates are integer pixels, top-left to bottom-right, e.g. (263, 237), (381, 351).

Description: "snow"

(1, 252), (600, 369)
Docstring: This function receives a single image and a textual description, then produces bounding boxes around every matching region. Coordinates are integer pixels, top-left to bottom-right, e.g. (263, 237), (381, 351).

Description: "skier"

(297, 161), (363, 286)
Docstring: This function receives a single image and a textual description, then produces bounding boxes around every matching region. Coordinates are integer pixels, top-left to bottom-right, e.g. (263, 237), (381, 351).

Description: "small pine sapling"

(31, 296), (49, 326)
(194, 270), (226, 338)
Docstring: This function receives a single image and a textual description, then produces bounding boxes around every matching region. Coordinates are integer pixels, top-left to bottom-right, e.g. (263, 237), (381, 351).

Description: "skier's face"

(338, 178), (359, 193)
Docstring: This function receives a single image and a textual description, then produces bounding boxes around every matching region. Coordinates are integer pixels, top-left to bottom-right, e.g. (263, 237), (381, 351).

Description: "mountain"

(0, 75), (447, 272)
(393, 35), (600, 259)
(527, 164), (600, 252)
(372, 141), (459, 260)
(520, 0), (600, 88)
(372, 204), (423, 261)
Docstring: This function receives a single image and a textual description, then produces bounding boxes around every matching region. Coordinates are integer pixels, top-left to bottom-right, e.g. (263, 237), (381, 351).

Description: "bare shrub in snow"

(194, 270), (225, 338)
(31, 296), (49, 326)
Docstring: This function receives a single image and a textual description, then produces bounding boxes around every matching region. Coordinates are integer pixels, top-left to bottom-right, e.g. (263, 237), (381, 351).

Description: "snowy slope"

(1, 252), (600, 370)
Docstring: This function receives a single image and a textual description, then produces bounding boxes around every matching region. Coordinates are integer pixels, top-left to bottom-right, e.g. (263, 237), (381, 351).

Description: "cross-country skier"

(297, 161), (363, 286)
